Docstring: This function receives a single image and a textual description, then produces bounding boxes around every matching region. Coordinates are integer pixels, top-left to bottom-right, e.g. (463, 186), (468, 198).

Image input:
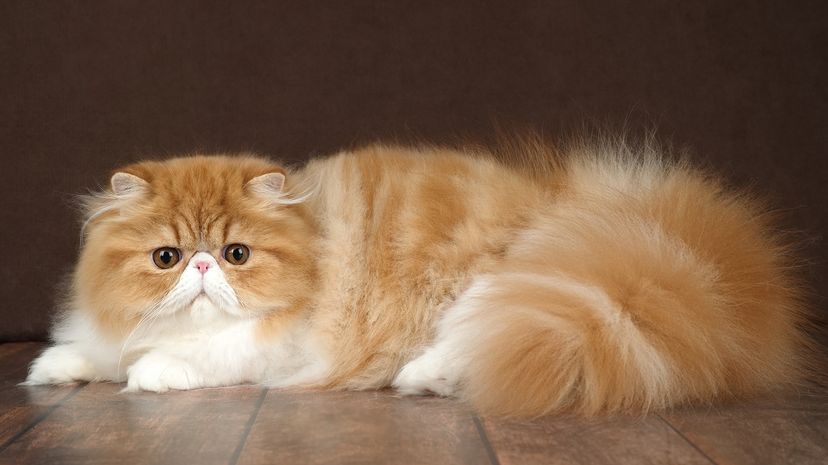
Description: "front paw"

(24, 345), (96, 385)
(125, 352), (204, 392)
(393, 351), (458, 397)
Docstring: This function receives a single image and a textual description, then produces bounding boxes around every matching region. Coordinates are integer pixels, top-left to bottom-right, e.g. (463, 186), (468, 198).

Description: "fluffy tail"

(457, 148), (809, 416)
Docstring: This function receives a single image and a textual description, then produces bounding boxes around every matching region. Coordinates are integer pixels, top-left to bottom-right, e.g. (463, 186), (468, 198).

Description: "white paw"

(24, 345), (97, 385)
(392, 350), (459, 397)
(125, 352), (204, 392)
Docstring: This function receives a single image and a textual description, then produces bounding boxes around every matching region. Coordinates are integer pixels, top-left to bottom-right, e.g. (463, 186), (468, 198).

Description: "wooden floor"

(0, 343), (826, 465)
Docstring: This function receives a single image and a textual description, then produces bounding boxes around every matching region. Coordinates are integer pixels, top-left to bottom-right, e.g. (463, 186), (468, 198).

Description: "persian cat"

(26, 138), (808, 417)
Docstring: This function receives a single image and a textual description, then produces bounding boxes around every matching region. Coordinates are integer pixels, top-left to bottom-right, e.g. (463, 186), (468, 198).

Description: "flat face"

(75, 156), (316, 337)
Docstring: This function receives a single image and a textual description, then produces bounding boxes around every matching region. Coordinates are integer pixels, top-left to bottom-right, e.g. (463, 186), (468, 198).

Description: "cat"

(25, 138), (809, 417)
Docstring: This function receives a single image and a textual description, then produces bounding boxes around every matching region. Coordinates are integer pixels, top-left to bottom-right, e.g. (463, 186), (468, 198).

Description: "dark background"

(1, 1), (825, 341)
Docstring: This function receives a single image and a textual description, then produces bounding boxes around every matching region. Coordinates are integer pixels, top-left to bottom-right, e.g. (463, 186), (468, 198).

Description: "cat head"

(73, 155), (317, 337)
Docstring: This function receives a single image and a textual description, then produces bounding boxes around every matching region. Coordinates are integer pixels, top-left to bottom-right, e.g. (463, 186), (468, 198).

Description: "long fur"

(25, 137), (810, 417)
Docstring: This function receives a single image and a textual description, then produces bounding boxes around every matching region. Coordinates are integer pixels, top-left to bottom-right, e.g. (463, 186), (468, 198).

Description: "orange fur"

(76, 156), (317, 340)
(73, 139), (809, 416)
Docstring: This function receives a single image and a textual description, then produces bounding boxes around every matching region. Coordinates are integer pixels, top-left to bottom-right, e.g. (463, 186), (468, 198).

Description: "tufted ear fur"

(76, 172), (151, 243)
(245, 169), (313, 205)
(245, 172), (286, 197)
(111, 172), (150, 197)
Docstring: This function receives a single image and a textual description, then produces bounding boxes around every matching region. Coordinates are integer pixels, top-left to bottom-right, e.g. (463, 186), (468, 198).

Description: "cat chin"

(188, 294), (242, 323)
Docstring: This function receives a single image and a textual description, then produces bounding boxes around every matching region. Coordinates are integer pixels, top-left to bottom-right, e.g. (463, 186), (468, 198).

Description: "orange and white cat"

(25, 139), (808, 416)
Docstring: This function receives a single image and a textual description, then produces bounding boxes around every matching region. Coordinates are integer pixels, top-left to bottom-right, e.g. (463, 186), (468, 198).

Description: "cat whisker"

(116, 286), (193, 378)
(117, 303), (161, 378)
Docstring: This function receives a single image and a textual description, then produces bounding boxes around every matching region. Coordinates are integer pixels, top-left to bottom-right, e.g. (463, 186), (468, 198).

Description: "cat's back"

(301, 144), (536, 200)
(299, 144), (546, 247)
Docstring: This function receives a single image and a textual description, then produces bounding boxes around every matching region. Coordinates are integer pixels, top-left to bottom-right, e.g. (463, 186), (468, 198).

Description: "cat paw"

(24, 345), (97, 385)
(125, 352), (204, 392)
(392, 351), (458, 397)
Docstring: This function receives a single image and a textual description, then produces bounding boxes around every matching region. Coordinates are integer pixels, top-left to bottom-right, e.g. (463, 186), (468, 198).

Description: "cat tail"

(450, 155), (810, 417)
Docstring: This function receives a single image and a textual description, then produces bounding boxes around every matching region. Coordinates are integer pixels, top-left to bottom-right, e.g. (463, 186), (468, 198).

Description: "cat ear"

(246, 169), (312, 205)
(246, 172), (286, 197)
(111, 172), (149, 197)
(79, 171), (149, 243)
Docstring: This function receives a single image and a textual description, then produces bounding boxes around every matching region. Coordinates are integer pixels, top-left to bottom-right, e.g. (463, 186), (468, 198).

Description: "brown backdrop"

(1, 1), (826, 341)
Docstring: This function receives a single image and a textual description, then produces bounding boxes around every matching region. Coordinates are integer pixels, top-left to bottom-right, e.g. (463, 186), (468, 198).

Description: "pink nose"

(195, 261), (211, 274)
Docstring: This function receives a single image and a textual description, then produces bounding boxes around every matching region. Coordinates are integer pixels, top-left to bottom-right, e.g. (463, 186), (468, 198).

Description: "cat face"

(73, 155), (317, 337)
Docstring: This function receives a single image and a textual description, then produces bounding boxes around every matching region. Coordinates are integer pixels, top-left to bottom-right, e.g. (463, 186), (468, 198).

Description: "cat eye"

(224, 244), (250, 265)
(152, 247), (181, 269)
